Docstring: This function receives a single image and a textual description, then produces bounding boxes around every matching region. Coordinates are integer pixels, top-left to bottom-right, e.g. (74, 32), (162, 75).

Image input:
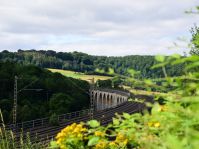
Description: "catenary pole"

(13, 76), (18, 125)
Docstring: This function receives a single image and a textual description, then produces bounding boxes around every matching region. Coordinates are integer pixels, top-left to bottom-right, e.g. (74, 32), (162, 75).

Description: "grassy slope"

(123, 85), (180, 100)
(48, 68), (112, 82)
(123, 85), (167, 96)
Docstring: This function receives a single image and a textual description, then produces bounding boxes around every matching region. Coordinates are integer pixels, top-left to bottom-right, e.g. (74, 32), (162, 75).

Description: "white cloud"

(0, 0), (198, 55)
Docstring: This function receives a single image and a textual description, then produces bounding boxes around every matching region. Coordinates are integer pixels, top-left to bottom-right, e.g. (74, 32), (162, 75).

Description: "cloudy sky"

(0, 0), (198, 56)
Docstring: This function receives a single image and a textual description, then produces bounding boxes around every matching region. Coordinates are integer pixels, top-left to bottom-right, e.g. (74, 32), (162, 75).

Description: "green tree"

(190, 26), (199, 55)
(96, 79), (112, 88)
(49, 93), (73, 115)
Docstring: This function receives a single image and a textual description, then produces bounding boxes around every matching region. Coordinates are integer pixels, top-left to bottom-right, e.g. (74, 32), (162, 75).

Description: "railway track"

(8, 101), (146, 147)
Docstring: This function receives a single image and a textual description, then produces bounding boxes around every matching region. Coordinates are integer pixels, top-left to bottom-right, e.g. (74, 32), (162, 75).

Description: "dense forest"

(0, 62), (90, 123)
(0, 50), (184, 79)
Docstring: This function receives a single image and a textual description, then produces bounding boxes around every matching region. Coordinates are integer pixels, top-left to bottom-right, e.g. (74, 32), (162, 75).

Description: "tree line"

(0, 50), (184, 79)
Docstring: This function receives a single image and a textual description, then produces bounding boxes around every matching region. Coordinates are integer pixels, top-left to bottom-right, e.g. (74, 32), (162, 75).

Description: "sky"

(0, 0), (198, 56)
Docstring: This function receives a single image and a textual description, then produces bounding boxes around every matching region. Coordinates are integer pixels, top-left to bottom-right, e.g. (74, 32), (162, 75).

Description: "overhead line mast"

(13, 76), (42, 125)
(13, 76), (18, 125)
(89, 77), (95, 120)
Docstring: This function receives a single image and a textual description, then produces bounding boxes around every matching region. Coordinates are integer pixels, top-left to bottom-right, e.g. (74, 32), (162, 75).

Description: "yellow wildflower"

(114, 132), (128, 147)
(95, 140), (107, 149)
(56, 132), (65, 140)
(109, 141), (117, 147)
(95, 131), (105, 137)
(148, 122), (160, 128)
(73, 127), (81, 133)
(60, 144), (67, 149)
(123, 139), (128, 146)
(81, 128), (87, 132)
(154, 122), (160, 128)
(71, 123), (77, 130)
(148, 122), (153, 127)
(55, 122), (87, 148)
(115, 133), (126, 142)
(77, 133), (83, 138)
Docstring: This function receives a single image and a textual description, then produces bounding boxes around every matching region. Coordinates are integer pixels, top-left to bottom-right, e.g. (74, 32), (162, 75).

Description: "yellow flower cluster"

(56, 123), (87, 149)
(107, 132), (128, 148)
(109, 141), (117, 147)
(115, 133), (128, 146)
(148, 122), (160, 128)
(93, 132), (128, 149)
(94, 131), (105, 137)
(94, 140), (107, 149)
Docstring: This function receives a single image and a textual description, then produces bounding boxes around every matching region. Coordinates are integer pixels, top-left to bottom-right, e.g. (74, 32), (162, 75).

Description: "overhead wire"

(17, 78), (39, 93)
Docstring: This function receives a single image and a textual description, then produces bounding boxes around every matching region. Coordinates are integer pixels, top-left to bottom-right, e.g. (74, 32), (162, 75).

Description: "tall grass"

(0, 110), (45, 149)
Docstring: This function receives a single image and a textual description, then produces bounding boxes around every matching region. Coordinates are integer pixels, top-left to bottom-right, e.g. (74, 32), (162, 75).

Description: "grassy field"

(48, 68), (112, 82)
(123, 85), (180, 99)
(123, 85), (166, 96)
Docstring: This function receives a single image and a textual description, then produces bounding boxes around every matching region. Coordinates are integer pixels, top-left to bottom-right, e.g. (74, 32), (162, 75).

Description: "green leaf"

(50, 141), (59, 148)
(87, 120), (100, 128)
(151, 62), (168, 69)
(95, 68), (105, 73)
(186, 55), (199, 62)
(164, 135), (183, 149)
(88, 136), (100, 146)
(171, 54), (181, 59)
(151, 103), (161, 114)
(113, 118), (120, 126)
(123, 113), (131, 119)
(127, 69), (140, 77)
(171, 58), (186, 65)
(181, 96), (199, 103)
(108, 68), (114, 75)
(144, 79), (153, 85)
(155, 55), (165, 62)
(185, 61), (199, 70)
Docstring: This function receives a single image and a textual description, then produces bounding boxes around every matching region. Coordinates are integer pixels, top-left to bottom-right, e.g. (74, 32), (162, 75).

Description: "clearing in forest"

(48, 68), (112, 82)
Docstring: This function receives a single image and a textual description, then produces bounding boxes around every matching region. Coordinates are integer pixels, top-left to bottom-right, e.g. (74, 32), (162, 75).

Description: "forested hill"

(0, 61), (90, 123)
(0, 50), (184, 78)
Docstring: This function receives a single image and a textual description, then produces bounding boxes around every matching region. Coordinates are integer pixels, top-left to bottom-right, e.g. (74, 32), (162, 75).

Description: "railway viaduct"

(90, 88), (130, 111)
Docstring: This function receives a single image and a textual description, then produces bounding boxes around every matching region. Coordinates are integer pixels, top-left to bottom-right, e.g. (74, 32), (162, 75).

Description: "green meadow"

(48, 68), (112, 82)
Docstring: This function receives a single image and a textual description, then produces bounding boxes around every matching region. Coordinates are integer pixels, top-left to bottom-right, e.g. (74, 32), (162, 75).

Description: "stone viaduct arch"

(90, 88), (130, 111)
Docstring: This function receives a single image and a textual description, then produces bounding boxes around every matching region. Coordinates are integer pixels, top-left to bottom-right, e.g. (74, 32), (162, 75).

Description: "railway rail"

(4, 101), (146, 147)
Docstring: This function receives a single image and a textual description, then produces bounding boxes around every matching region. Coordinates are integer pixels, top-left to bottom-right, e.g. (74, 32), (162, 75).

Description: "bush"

(50, 55), (199, 149)
(49, 113), (59, 126)
(0, 110), (45, 149)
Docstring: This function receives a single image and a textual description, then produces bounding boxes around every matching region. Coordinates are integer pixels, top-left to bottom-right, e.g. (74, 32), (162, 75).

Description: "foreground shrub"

(0, 111), (45, 149)
(50, 55), (199, 149)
